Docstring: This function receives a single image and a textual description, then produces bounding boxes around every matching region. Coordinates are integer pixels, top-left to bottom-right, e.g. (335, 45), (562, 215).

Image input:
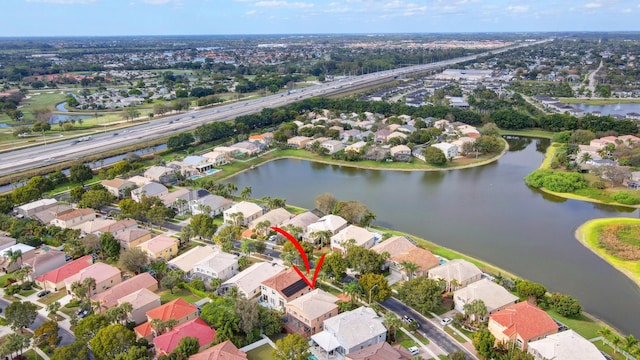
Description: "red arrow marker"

(271, 226), (325, 289)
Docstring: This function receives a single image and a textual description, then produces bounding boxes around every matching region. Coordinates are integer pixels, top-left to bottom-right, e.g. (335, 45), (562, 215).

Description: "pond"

(572, 102), (640, 116)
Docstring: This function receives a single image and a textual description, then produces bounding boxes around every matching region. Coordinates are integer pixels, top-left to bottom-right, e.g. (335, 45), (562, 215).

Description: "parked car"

(407, 346), (419, 356)
(440, 317), (452, 326)
(37, 290), (51, 298)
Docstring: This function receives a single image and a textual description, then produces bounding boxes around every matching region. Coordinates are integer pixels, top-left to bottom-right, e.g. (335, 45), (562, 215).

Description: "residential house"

(115, 228), (152, 250)
(346, 342), (413, 360)
(202, 151), (229, 167)
(64, 262), (122, 296)
(0, 236), (16, 252)
(371, 236), (416, 262)
(374, 129), (392, 144)
(31, 204), (73, 224)
(137, 235), (179, 261)
(134, 298), (199, 341)
(50, 208), (96, 229)
(230, 141), (262, 156)
(589, 136), (618, 150)
(101, 179), (136, 199)
(576, 145), (601, 163)
(91, 272), (158, 311)
(16, 198), (58, 217)
(127, 175), (151, 187)
(488, 301), (558, 351)
(428, 259), (483, 292)
(431, 143), (459, 159)
(0, 244), (36, 273)
(303, 215), (348, 244)
(527, 330), (606, 360)
(285, 289), (339, 337)
(280, 211), (321, 234)
(248, 208), (294, 232)
(345, 141), (367, 153)
(181, 155), (216, 176)
(389, 247), (440, 281)
(311, 307), (387, 357)
(118, 288), (161, 325)
(341, 129), (363, 142)
(168, 245), (219, 275)
(96, 219), (137, 237)
(191, 194), (232, 217)
(143, 166), (176, 185)
(330, 225), (375, 252)
(223, 201), (265, 226)
(287, 136), (312, 149)
(387, 131), (408, 142)
(451, 137), (476, 155)
(364, 146), (390, 161)
(73, 219), (116, 234)
(192, 251), (239, 283)
(306, 137), (329, 150)
(260, 268), (312, 311)
(23, 249), (66, 279)
(618, 135), (640, 146)
(220, 262), (285, 299)
(160, 188), (210, 213)
(321, 140), (345, 154)
(457, 125), (481, 138)
(35, 255), (93, 292)
(453, 279), (519, 320)
(131, 182), (169, 202)
(188, 340), (248, 360)
(249, 133), (273, 147)
(390, 145), (412, 162)
(154, 318), (216, 357)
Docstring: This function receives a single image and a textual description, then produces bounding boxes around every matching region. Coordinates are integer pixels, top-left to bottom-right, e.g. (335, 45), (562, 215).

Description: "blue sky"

(4, 0), (639, 37)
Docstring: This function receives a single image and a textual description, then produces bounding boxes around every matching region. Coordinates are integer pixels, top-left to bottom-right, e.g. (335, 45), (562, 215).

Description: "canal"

(225, 137), (640, 336)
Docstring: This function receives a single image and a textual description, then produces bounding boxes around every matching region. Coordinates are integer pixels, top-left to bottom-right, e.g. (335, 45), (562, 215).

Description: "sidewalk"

(400, 327), (445, 359)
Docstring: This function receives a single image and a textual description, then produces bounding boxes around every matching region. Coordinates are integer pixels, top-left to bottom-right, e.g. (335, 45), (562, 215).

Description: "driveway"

(380, 297), (477, 359)
(0, 298), (76, 346)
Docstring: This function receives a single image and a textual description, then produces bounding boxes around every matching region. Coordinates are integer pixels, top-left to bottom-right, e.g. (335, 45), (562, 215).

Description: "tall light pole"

(369, 283), (379, 305)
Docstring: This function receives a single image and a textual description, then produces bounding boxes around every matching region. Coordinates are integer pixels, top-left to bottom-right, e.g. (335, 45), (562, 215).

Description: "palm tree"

(119, 302), (133, 325)
(229, 212), (244, 227)
(383, 311), (403, 342)
(343, 281), (362, 305)
(579, 152), (592, 164)
(6, 249), (22, 271)
(174, 198), (188, 215)
(624, 334), (638, 353)
(83, 277), (96, 298)
(254, 220), (271, 236)
(310, 230), (332, 248)
(611, 334), (621, 354)
(70, 281), (87, 301)
(400, 261), (419, 281)
(240, 186), (252, 200)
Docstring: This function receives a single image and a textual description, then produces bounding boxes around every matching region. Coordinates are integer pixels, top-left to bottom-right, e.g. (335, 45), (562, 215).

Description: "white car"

(407, 346), (419, 355)
(440, 317), (452, 326)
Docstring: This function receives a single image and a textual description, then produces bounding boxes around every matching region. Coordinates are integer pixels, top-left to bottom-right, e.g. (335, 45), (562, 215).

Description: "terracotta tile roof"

(189, 340), (247, 360)
(56, 208), (95, 221)
(391, 247), (440, 272)
(490, 301), (558, 342)
(117, 288), (160, 309)
(153, 318), (216, 356)
(101, 178), (134, 189)
(146, 298), (197, 322)
(261, 268), (310, 300)
(91, 273), (157, 309)
(134, 321), (153, 338)
(35, 255), (93, 284)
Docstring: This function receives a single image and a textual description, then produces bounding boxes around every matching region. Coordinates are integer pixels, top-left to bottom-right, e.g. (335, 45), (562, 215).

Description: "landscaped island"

(575, 218), (640, 288)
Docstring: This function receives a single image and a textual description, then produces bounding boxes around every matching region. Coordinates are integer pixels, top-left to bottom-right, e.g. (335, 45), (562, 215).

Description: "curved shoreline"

(575, 218), (640, 289)
(214, 138), (510, 182)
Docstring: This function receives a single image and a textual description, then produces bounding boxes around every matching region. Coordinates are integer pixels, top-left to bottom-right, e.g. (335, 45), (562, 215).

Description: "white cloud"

(255, 1), (314, 8)
(25, 0), (96, 3)
(140, 0), (172, 4)
(622, 7), (631, 13)
(584, 2), (602, 8)
(246, 9), (257, 15)
(507, 5), (529, 13)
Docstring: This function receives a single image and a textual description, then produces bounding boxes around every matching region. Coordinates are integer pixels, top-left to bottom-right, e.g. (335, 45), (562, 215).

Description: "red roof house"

(189, 340), (247, 360)
(488, 301), (558, 350)
(35, 255), (93, 292)
(153, 318), (215, 356)
(134, 298), (199, 340)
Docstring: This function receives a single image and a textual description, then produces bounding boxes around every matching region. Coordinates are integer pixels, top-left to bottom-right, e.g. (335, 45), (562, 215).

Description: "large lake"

(572, 102), (640, 116)
(225, 137), (640, 336)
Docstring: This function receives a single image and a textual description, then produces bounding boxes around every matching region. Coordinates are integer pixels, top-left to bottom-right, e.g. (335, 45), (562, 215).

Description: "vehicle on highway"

(37, 290), (51, 298)
(440, 317), (452, 326)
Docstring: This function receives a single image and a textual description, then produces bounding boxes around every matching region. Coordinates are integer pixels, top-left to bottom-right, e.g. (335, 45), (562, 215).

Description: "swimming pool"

(205, 168), (221, 175)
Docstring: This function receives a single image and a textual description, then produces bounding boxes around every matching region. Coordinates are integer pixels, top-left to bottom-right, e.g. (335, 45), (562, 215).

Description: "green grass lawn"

(546, 309), (603, 340)
(499, 129), (554, 139)
(22, 349), (42, 360)
(576, 218), (640, 288)
(158, 287), (202, 304)
(0, 273), (18, 288)
(246, 343), (274, 360)
(19, 289), (36, 297)
(444, 326), (467, 343)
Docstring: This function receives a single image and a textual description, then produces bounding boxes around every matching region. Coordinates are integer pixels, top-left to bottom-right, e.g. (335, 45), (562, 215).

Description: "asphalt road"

(0, 298), (76, 347)
(0, 39), (550, 178)
(381, 297), (476, 359)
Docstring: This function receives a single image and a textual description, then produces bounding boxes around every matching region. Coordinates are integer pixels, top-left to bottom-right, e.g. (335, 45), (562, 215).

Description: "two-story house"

(192, 251), (239, 283)
(137, 235), (179, 261)
(260, 268), (311, 311)
(285, 289), (339, 337)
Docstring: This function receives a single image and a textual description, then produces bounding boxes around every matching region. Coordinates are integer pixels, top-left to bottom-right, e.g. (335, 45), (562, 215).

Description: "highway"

(0, 39), (550, 178)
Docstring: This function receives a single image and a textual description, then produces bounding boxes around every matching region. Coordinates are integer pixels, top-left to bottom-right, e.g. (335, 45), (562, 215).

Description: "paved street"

(0, 298), (76, 347)
(381, 297), (477, 359)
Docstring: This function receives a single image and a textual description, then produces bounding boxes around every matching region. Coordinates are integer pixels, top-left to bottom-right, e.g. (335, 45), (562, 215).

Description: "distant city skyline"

(3, 0), (639, 37)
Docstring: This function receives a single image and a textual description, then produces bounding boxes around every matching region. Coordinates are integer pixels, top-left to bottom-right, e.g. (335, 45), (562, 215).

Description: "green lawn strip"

(592, 339), (627, 360)
(452, 324), (475, 339)
(444, 326), (466, 343)
(398, 338), (418, 349)
(158, 288), (202, 304)
(0, 273), (18, 287)
(19, 289), (36, 297)
(37, 289), (68, 306)
(545, 309), (602, 340)
(576, 218), (640, 288)
(246, 343), (274, 360)
(22, 349), (41, 360)
(60, 306), (79, 318)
